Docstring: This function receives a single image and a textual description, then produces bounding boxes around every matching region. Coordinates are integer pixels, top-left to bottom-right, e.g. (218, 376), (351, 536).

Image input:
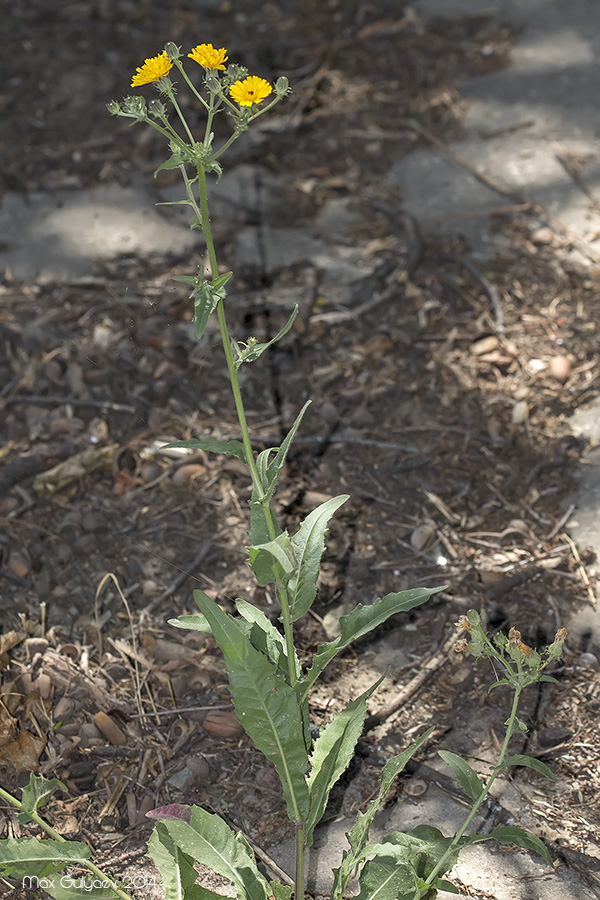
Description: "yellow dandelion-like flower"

(188, 43), (228, 70)
(131, 51), (173, 87)
(229, 75), (272, 107)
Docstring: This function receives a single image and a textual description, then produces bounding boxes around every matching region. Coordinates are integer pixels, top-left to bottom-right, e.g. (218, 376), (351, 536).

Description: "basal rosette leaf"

(302, 587), (445, 700)
(288, 495), (349, 622)
(147, 806), (269, 900)
(192, 590), (310, 822)
(305, 675), (384, 846)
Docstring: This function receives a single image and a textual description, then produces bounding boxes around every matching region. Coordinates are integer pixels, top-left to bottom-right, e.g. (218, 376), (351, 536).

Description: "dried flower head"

(131, 51), (173, 87)
(555, 627), (567, 642)
(508, 627), (521, 648)
(518, 641), (533, 657)
(188, 44), (228, 70)
(454, 639), (470, 654)
(230, 75), (272, 107)
(456, 616), (471, 632)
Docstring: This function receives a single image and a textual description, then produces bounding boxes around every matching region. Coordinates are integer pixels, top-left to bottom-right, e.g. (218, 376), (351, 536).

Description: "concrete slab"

(0, 183), (200, 283)
(398, 0), (600, 256)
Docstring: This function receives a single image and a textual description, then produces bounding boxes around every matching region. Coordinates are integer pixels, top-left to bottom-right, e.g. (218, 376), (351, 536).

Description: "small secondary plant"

(0, 44), (565, 900)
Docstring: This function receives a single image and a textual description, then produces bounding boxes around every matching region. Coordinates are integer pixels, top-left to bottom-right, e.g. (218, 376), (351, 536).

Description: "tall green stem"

(195, 163), (298, 687)
(423, 687), (522, 892)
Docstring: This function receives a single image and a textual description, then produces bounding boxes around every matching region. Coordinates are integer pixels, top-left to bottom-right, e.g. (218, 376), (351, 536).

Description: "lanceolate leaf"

(301, 587), (445, 700)
(0, 837), (91, 881)
(149, 806), (270, 900)
(192, 591), (310, 822)
(289, 495), (349, 622)
(330, 728), (434, 900)
(169, 613), (212, 633)
(489, 825), (553, 866)
(438, 750), (484, 802)
(305, 675), (384, 846)
(233, 306), (299, 368)
(147, 825), (206, 900)
(502, 754), (557, 781)
(162, 438), (246, 463)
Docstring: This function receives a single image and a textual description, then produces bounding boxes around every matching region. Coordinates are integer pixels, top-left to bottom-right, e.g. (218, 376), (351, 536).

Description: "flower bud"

(123, 95), (147, 118)
(205, 73), (220, 93)
(275, 76), (290, 96)
(106, 100), (121, 116)
(164, 42), (182, 61)
(149, 99), (167, 119)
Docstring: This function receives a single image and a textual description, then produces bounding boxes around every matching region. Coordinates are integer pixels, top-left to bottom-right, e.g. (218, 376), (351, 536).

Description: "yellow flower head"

(131, 51), (173, 87)
(230, 75), (272, 107)
(188, 43), (229, 70)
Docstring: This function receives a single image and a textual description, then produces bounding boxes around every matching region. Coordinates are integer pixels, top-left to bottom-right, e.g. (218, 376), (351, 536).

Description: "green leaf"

(233, 307), (298, 368)
(147, 824), (204, 900)
(18, 773), (67, 825)
(269, 880), (294, 900)
(288, 495), (349, 622)
(502, 754), (557, 781)
(489, 825), (553, 866)
(235, 599), (301, 681)
(0, 837), (91, 881)
(162, 438), (247, 463)
(169, 613), (212, 633)
(154, 152), (186, 176)
(305, 675), (384, 846)
(192, 591), (310, 822)
(249, 532), (296, 579)
(438, 750), (484, 802)
(149, 806), (270, 900)
(355, 857), (417, 900)
(302, 586), (445, 700)
(330, 728), (434, 900)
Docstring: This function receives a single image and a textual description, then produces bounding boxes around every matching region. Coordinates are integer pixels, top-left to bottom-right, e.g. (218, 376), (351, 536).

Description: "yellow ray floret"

(188, 44), (228, 70)
(131, 51), (173, 87)
(229, 75), (272, 107)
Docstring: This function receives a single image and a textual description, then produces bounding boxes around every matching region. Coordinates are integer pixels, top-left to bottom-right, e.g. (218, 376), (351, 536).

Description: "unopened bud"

(149, 99), (167, 118)
(164, 42), (182, 61)
(275, 75), (290, 96)
(106, 100), (121, 116)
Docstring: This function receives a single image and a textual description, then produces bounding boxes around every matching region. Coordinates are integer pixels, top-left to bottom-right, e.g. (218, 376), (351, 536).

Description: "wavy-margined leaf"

(438, 750), (484, 802)
(301, 586), (445, 700)
(289, 495), (349, 622)
(330, 728), (434, 900)
(501, 754), (557, 781)
(235, 599), (301, 681)
(305, 675), (384, 846)
(18, 773), (67, 825)
(0, 837), (91, 881)
(147, 806), (269, 900)
(192, 590), (310, 822)
(162, 438), (246, 463)
(489, 825), (553, 865)
(147, 824), (215, 900)
(355, 857), (418, 900)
